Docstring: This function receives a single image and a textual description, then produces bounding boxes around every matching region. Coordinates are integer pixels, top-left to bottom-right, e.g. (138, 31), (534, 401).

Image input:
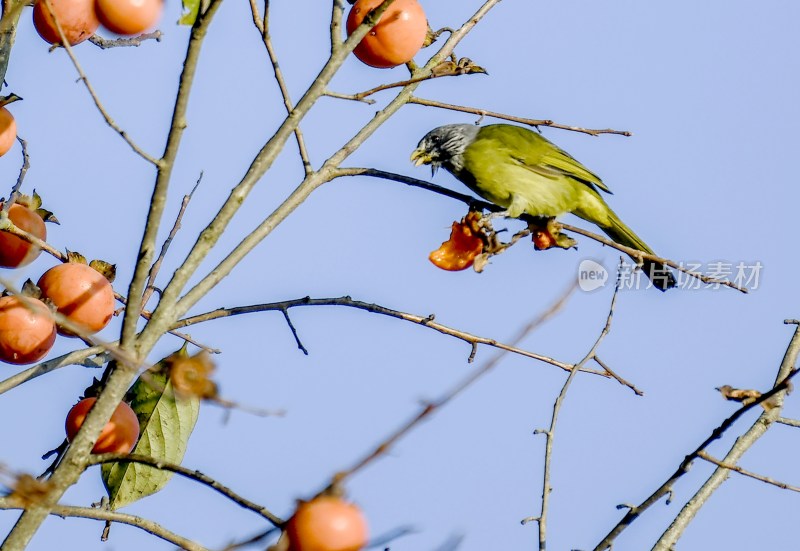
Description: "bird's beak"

(410, 147), (431, 167)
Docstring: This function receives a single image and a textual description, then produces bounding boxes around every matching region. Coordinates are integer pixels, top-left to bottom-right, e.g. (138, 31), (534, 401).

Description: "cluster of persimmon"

(0, 199), (114, 366)
(0, 197), (128, 450)
(33, 0), (163, 46)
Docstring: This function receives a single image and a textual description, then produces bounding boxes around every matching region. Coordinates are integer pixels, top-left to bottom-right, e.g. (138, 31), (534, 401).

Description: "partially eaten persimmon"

(429, 211), (485, 271)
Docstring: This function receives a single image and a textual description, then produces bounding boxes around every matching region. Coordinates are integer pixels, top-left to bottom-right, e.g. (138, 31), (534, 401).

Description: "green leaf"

(179, 0), (200, 26)
(102, 358), (200, 509)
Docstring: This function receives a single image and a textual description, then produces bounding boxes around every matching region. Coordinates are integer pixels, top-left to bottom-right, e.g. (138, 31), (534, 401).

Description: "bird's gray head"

(411, 124), (480, 175)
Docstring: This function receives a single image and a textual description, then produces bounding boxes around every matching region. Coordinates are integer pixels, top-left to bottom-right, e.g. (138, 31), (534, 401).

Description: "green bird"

(411, 123), (675, 290)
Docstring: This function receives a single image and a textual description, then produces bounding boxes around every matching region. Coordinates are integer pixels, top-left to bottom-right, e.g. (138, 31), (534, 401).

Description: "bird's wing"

(486, 125), (612, 195)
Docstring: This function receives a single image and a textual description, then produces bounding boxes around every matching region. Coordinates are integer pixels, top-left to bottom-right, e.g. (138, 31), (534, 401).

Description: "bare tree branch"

(650, 322), (800, 550)
(0, 346), (106, 396)
(594, 321), (800, 551)
(172, 295), (606, 376)
(407, 96), (632, 137)
(0, 498), (208, 551)
(534, 264), (623, 550)
(86, 453), (284, 526)
(0, 0), (26, 85)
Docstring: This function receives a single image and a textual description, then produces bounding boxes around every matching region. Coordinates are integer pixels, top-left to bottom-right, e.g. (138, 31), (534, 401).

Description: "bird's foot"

(528, 218), (577, 251)
(484, 209), (511, 222)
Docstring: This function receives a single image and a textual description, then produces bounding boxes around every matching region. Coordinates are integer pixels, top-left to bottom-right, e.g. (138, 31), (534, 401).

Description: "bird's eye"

(431, 135), (441, 144)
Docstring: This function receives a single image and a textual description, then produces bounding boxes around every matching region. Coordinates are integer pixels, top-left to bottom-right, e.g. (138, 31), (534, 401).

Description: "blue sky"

(1, 1), (799, 550)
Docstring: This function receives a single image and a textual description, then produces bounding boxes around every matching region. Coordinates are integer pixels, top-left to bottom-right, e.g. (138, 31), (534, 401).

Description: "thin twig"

(41, 0), (159, 165)
(206, 396), (286, 419)
(0, 498), (208, 551)
(8, 135), (29, 203)
(323, 89), (376, 104)
(697, 451), (800, 493)
(248, 0), (313, 175)
(593, 355), (643, 396)
(281, 308), (308, 355)
(776, 417), (800, 428)
(141, 175), (201, 310)
(88, 31), (162, 49)
(407, 96), (632, 137)
(322, 284), (576, 493)
(86, 453), (284, 526)
(326, 58), (487, 102)
(536, 264), (622, 550)
(172, 295), (602, 376)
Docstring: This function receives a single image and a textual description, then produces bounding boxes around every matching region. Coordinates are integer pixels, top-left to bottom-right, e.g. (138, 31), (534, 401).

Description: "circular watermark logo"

(577, 259), (608, 292)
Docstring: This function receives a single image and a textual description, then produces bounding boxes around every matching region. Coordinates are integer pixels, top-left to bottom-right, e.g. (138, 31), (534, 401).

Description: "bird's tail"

(595, 210), (676, 291)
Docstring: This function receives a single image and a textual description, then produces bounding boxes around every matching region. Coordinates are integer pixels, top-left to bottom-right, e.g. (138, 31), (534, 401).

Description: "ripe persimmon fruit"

(32, 0), (100, 45)
(96, 0), (163, 36)
(65, 397), (140, 454)
(286, 496), (368, 551)
(0, 108), (16, 158)
(0, 203), (47, 269)
(0, 295), (56, 365)
(38, 262), (115, 336)
(346, 0), (427, 68)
